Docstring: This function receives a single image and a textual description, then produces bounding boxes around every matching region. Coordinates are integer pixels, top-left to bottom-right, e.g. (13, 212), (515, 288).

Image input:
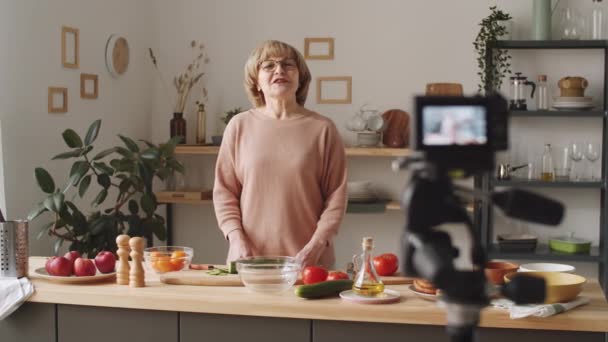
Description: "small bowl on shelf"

(143, 246), (193, 274)
(236, 256), (301, 293)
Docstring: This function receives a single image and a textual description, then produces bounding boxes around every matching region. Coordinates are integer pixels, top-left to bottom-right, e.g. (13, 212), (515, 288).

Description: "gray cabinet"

(0, 302), (55, 342)
(57, 305), (178, 342)
(180, 313), (310, 342)
(313, 320), (604, 342)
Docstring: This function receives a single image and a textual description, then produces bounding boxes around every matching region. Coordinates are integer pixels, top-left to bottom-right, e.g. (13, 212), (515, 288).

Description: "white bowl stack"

(347, 181), (377, 203)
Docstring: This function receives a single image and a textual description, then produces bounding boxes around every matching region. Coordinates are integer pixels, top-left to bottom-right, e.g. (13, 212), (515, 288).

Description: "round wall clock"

(105, 34), (129, 77)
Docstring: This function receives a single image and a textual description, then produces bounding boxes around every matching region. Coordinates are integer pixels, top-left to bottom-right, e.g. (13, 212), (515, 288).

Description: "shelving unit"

(483, 40), (608, 298)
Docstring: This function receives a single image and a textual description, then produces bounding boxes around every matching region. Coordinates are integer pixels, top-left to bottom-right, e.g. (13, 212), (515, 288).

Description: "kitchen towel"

(0, 277), (34, 320)
(492, 297), (590, 319)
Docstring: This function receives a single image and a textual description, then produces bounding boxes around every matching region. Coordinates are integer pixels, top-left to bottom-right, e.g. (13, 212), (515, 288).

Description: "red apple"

(47, 256), (72, 276)
(64, 251), (81, 273)
(94, 251), (116, 273)
(45, 256), (58, 274)
(74, 258), (96, 276)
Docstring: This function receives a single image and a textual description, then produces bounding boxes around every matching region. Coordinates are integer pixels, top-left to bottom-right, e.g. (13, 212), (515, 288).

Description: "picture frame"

(80, 73), (98, 99)
(48, 87), (68, 113)
(304, 38), (334, 60)
(62, 26), (79, 69)
(316, 76), (352, 104)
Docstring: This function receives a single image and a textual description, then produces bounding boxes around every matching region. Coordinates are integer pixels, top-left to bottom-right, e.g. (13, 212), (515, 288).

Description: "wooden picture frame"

(80, 73), (98, 99)
(48, 87), (68, 113)
(304, 38), (334, 60)
(316, 76), (352, 104)
(62, 26), (79, 69)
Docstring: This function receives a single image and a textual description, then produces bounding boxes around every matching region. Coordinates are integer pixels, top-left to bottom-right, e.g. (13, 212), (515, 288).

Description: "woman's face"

(257, 56), (299, 102)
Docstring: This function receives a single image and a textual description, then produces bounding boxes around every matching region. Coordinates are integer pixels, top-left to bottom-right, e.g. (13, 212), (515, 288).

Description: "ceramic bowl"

(504, 271), (586, 304)
(484, 261), (519, 285)
(519, 263), (575, 273)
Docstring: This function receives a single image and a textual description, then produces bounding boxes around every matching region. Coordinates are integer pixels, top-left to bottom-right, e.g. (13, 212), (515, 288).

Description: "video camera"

(396, 93), (564, 342)
(412, 94), (509, 172)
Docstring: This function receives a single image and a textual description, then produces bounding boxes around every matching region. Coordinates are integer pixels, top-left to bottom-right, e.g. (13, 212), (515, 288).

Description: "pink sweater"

(213, 109), (347, 266)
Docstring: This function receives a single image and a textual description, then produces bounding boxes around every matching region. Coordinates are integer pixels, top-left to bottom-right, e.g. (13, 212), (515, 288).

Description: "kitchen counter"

(24, 257), (608, 333)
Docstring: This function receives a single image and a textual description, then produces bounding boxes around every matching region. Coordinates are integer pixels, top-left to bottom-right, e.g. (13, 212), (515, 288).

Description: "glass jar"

(559, 7), (583, 40)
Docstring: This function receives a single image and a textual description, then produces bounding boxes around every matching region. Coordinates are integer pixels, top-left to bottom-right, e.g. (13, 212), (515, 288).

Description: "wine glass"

(585, 142), (601, 180)
(569, 142), (584, 181)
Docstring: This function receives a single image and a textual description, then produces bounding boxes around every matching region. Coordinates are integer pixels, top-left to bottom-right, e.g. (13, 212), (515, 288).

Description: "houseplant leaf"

(93, 147), (118, 160)
(84, 120), (101, 145)
(52, 149), (83, 160)
(62, 129), (83, 148)
(118, 135), (140, 152)
(28, 203), (47, 221)
(35, 167), (55, 194)
(78, 175), (92, 197)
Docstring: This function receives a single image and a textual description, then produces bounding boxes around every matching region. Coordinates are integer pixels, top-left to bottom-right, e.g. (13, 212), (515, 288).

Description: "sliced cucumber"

(295, 280), (353, 299)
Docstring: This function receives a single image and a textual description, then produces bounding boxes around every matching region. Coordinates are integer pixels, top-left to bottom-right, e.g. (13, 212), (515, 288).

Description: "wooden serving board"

(160, 270), (243, 286)
(160, 269), (414, 286)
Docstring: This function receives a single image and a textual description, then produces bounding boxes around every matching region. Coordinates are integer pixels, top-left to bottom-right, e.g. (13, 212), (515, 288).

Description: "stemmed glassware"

(585, 142), (601, 180)
(569, 142), (584, 181)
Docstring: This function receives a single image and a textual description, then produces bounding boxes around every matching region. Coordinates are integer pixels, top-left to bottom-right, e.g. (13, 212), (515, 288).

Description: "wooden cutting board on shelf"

(160, 269), (414, 286)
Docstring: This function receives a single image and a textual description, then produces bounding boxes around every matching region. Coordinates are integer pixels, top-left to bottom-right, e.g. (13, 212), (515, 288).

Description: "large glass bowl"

(236, 256), (301, 293)
(143, 246), (193, 274)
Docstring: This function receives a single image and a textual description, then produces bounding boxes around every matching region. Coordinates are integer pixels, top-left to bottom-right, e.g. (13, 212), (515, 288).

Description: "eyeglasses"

(259, 59), (297, 72)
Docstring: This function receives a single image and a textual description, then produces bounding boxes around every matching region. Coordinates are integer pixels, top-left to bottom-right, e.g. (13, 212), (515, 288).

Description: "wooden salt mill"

(128, 237), (145, 288)
(115, 234), (130, 285)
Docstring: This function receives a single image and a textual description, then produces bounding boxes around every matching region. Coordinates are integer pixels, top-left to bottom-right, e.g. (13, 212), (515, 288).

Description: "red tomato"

(373, 253), (398, 276)
(302, 266), (328, 284)
(326, 271), (349, 280)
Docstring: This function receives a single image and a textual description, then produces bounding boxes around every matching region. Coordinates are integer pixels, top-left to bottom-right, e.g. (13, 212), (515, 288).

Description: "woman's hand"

(227, 230), (254, 262)
(295, 239), (328, 267)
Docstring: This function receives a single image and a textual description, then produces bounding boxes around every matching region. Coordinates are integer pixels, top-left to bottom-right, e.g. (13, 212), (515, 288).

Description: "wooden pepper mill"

(115, 234), (130, 285)
(128, 237), (145, 288)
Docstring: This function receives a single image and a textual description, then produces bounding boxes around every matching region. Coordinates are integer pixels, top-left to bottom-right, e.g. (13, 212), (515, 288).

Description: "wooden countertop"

(26, 257), (608, 332)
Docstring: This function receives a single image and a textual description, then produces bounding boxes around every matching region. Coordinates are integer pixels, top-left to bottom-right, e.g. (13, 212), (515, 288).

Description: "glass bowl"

(236, 256), (301, 293)
(143, 246), (193, 274)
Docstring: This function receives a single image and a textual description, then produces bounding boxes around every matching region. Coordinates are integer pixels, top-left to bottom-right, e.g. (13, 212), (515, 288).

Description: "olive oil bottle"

(541, 144), (555, 181)
(352, 237), (384, 296)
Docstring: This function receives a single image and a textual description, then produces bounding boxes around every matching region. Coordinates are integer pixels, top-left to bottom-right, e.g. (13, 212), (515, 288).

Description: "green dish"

(548, 236), (591, 254)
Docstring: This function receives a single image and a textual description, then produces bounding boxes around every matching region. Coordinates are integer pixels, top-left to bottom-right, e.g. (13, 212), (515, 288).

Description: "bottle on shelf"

(536, 75), (549, 110)
(591, 0), (606, 40)
(541, 144), (555, 181)
(170, 112), (187, 144)
(352, 237), (384, 296)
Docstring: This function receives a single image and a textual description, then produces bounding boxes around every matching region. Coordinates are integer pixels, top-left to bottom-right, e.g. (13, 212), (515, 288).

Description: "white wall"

(146, 0), (604, 278)
(0, 0), (154, 256)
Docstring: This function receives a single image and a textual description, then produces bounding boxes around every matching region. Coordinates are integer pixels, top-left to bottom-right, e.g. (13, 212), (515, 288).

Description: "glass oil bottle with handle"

(352, 237), (384, 296)
(541, 144), (555, 181)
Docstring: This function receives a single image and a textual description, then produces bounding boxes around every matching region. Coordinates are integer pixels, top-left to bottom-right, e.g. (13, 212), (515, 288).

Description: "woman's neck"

(260, 98), (301, 119)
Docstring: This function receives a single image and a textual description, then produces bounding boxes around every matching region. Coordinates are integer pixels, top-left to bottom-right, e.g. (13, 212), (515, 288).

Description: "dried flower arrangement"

(149, 40), (210, 113)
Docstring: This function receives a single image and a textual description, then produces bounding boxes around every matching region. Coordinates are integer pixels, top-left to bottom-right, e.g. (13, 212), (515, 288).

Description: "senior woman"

(213, 40), (347, 267)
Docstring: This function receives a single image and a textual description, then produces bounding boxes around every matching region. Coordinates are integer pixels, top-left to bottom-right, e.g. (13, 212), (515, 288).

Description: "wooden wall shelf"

(174, 145), (411, 157)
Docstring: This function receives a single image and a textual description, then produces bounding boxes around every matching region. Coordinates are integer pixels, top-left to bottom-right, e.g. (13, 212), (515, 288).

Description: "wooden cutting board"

(160, 270), (414, 286)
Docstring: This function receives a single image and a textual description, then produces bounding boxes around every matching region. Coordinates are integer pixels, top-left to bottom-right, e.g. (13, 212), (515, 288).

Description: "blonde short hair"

(244, 40), (311, 107)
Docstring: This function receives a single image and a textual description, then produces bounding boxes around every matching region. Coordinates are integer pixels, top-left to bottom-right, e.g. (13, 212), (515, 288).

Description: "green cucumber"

(228, 261), (237, 274)
(295, 280), (353, 299)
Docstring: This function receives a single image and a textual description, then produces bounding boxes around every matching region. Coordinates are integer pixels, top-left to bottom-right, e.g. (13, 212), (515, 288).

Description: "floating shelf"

(493, 179), (604, 189)
(492, 40), (608, 49)
(489, 244), (601, 262)
(175, 145), (410, 157)
(511, 110), (605, 118)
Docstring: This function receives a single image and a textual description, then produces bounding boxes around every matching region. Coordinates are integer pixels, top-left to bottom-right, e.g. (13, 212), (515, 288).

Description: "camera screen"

(422, 105), (487, 146)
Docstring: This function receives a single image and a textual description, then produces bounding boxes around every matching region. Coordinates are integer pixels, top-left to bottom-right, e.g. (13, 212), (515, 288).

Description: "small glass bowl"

(236, 256), (301, 293)
(143, 246), (193, 274)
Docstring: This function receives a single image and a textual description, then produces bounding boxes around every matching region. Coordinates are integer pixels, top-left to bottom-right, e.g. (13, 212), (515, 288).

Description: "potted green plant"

(211, 107), (243, 146)
(28, 120), (184, 256)
(473, 6), (513, 94)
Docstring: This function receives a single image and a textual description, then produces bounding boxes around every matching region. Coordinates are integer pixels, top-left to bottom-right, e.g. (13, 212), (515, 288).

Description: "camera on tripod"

(412, 94), (509, 172)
